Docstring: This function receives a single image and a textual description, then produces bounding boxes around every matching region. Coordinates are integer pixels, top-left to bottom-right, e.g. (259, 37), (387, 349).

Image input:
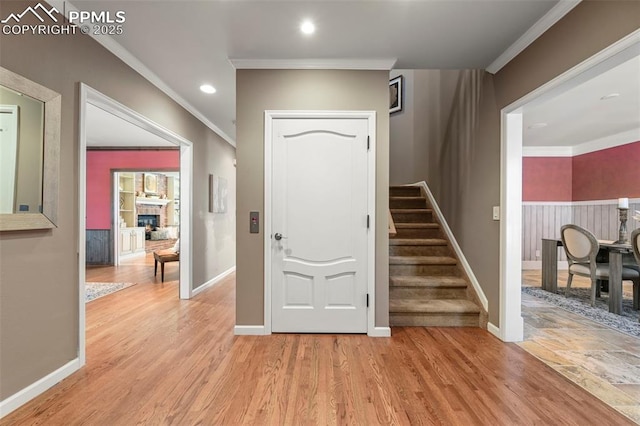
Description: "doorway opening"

(499, 30), (640, 342)
(78, 84), (194, 365)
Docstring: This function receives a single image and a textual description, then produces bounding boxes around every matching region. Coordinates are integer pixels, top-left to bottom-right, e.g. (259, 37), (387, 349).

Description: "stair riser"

(394, 228), (443, 238)
(389, 245), (450, 256)
(390, 187), (421, 197)
(390, 198), (427, 209)
(392, 212), (433, 223)
(389, 264), (458, 276)
(389, 314), (479, 327)
(390, 287), (467, 299)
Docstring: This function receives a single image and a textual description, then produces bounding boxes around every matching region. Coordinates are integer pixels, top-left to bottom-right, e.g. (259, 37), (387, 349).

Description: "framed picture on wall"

(209, 174), (228, 213)
(143, 173), (158, 194)
(389, 75), (403, 114)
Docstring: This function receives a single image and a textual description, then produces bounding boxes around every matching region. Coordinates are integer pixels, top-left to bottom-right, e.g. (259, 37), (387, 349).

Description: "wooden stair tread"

(390, 209), (432, 213)
(389, 256), (457, 265)
(390, 276), (467, 288)
(390, 196), (426, 200)
(389, 238), (447, 246)
(394, 223), (439, 229)
(390, 299), (480, 314)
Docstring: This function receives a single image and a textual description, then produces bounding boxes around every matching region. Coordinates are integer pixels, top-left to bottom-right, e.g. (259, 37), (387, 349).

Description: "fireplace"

(138, 214), (159, 239)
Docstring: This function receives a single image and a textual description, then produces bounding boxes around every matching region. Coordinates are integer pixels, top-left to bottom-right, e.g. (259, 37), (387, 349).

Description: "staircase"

(389, 185), (486, 327)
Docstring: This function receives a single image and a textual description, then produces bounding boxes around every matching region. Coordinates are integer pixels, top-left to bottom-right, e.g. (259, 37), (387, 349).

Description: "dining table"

(541, 237), (633, 315)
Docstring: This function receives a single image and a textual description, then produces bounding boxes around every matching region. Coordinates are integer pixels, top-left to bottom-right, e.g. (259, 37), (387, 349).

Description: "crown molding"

(571, 128), (640, 156)
(523, 129), (639, 157)
(522, 146), (573, 157)
(486, 0), (582, 74)
(229, 58), (397, 70)
(48, 0), (236, 148)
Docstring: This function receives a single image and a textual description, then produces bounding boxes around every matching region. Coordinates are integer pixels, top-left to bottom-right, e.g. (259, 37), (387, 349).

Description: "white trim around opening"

(498, 29), (640, 342)
(78, 84), (195, 367)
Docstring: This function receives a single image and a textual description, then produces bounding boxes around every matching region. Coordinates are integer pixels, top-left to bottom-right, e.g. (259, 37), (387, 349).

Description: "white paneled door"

(271, 117), (369, 333)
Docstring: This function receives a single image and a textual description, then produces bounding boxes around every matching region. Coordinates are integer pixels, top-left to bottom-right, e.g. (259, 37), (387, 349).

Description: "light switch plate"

(492, 206), (500, 221)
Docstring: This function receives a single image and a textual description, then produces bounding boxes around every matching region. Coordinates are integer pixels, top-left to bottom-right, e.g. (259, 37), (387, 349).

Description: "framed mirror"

(0, 66), (61, 231)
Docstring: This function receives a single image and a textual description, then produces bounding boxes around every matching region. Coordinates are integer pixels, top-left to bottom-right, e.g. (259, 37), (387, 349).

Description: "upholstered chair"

(561, 224), (639, 307)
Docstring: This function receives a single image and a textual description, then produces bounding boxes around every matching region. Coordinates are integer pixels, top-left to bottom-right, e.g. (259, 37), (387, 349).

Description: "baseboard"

(192, 265), (236, 297)
(487, 322), (501, 339)
(0, 358), (80, 419)
(522, 260), (568, 270)
(368, 326), (391, 337)
(234, 325), (267, 335)
(410, 182), (489, 312)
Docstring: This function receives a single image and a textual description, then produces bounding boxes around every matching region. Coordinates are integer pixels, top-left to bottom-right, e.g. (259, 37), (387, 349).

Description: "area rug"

(85, 282), (136, 302)
(522, 286), (640, 338)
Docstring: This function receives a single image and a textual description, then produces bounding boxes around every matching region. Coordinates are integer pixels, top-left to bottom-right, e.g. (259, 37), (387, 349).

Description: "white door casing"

(265, 111), (376, 335)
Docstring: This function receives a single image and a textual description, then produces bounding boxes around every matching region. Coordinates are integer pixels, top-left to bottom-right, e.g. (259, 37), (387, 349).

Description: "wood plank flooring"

(1, 259), (634, 425)
(521, 270), (640, 423)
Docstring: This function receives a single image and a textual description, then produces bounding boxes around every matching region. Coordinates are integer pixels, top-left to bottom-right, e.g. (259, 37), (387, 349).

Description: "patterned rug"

(86, 282), (136, 302)
(522, 286), (640, 338)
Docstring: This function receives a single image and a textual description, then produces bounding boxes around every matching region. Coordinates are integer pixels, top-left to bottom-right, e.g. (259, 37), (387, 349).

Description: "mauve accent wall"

(572, 141), (640, 201)
(86, 150), (179, 229)
(523, 157), (572, 201)
(523, 141), (640, 202)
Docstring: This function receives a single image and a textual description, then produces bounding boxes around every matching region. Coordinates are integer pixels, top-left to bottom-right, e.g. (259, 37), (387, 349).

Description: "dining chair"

(631, 229), (640, 312)
(560, 224), (639, 307)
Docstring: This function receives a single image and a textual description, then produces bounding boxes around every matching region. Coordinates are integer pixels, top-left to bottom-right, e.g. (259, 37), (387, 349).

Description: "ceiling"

(86, 103), (175, 147)
(68, 0), (564, 144)
(523, 54), (640, 149)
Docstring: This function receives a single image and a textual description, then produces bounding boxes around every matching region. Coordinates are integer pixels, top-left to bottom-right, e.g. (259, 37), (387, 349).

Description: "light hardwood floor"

(1, 257), (634, 425)
(520, 270), (640, 423)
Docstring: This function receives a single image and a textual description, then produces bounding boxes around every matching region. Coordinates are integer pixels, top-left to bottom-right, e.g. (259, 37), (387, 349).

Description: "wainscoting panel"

(522, 204), (571, 262)
(86, 229), (112, 265)
(522, 200), (640, 263)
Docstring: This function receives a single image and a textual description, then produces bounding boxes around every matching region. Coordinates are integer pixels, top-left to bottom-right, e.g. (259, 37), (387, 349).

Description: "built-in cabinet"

(119, 227), (145, 256)
(166, 175), (180, 226)
(118, 172), (136, 227)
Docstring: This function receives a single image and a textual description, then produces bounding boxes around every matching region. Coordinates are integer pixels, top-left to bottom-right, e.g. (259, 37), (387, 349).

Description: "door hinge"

(367, 135), (370, 150)
(367, 214), (370, 229)
(366, 293), (369, 307)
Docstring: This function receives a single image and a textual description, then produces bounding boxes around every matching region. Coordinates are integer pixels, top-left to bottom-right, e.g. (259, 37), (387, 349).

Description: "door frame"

(263, 110), (377, 335)
(497, 29), (640, 342)
(78, 84), (194, 364)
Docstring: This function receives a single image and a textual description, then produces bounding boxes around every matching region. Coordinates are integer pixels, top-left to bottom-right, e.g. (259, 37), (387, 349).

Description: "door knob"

(274, 233), (286, 241)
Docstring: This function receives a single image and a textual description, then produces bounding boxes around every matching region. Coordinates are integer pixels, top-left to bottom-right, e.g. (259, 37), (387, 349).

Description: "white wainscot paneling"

(522, 200), (640, 265)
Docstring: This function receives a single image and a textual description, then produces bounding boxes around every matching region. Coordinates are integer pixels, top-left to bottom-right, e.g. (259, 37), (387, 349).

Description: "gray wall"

(236, 69), (389, 327)
(389, 69), (459, 188)
(441, 1), (640, 326)
(0, 1), (236, 400)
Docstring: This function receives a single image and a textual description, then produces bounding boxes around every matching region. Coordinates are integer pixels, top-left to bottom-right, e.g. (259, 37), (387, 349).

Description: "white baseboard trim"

(368, 326), (391, 337)
(487, 322), (501, 339)
(234, 325), (267, 335)
(192, 265), (236, 297)
(0, 358), (80, 419)
(522, 260), (568, 270)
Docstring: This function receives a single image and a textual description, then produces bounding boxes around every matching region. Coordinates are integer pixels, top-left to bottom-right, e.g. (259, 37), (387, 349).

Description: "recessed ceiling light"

(300, 20), (315, 35)
(527, 122), (548, 130)
(600, 93), (620, 100)
(200, 84), (216, 94)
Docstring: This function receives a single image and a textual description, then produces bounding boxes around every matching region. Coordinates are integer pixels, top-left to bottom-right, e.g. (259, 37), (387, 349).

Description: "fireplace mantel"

(136, 197), (172, 206)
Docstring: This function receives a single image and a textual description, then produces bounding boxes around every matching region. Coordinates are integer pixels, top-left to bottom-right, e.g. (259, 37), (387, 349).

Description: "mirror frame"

(0, 66), (61, 231)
